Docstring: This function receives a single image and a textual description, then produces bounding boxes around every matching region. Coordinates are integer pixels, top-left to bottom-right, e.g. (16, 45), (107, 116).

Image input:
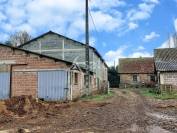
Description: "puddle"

(147, 112), (177, 121)
(128, 124), (145, 132)
(130, 124), (139, 132)
(147, 126), (172, 133)
(129, 124), (171, 133)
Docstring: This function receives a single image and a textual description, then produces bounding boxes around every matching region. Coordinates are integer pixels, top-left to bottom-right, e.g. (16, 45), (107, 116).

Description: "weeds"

(140, 88), (177, 100)
(81, 91), (114, 101)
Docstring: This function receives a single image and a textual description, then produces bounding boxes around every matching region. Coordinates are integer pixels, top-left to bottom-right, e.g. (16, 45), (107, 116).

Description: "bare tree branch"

(8, 31), (32, 47)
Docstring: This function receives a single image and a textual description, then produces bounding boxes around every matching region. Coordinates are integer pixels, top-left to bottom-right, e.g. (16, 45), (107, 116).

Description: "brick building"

(119, 58), (156, 88)
(154, 48), (177, 89)
(0, 44), (97, 100)
(18, 31), (108, 90)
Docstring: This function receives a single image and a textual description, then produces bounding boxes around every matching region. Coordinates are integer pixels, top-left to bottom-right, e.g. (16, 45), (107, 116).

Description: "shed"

(0, 44), (96, 100)
(18, 31), (108, 90)
(154, 48), (177, 89)
(119, 57), (155, 87)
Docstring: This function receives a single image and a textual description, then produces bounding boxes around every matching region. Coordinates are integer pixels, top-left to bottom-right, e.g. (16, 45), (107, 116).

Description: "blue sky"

(0, 0), (177, 66)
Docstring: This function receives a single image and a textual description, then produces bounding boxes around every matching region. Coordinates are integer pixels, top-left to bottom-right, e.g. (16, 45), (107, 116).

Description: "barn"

(119, 58), (156, 88)
(154, 48), (177, 90)
(18, 31), (108, 90)
(0, 43), (97, 101)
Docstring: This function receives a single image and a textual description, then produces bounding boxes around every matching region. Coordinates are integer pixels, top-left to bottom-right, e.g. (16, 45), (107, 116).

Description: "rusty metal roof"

(119, 57), (154, 74)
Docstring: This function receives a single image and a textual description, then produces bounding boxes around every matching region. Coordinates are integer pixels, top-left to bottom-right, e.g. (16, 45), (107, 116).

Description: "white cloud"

(91, 11), (124, 32)
(0, 0), (127, 42)
(127, 1), (158, 21)
(0, 0), (159, 44)
(0, 12), (6, 21)
(143, 32), (160, 42)
(130, 51), (152, 58)
(135, 46), (145, 51)
(128, 22), (139, 30)
(159, 36), (175, 48)
(90, 37), (96, 47)
(90, 0), (126, 11)
(174, 18), (177, 32)
(143, 0), (159, 4)
(104, 45), (152, 66)
(104, 45), (127, 66)
(0, 0), (8, 4)
(139, 3), (155, 13)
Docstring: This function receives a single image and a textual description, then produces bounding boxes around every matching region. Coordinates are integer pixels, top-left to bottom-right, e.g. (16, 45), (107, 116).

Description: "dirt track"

(0, 89), (177, 133)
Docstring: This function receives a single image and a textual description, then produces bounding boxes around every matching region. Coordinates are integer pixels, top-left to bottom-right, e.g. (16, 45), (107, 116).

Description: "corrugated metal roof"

(154, 48), (177, 71)
(18, 31), (108, 68)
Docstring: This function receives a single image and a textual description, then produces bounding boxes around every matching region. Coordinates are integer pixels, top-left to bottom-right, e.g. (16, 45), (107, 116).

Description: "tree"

(108, 66), (120, 88)
(8, 31), (32, 47)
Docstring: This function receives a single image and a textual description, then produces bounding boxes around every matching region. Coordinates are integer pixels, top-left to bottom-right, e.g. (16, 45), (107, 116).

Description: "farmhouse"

(0, 43), (98, 101)
(154, 48), (177, 89)
(119, 58), (156, 88)
(19, 31), (108, 90)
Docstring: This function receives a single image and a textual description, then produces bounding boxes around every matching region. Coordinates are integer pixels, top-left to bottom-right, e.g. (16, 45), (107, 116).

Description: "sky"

(0, 0), (177, 66)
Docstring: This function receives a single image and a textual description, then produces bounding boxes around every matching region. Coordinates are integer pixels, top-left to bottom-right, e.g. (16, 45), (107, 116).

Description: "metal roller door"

(0, 72), (10, 99)
(38, 70), (68, 101)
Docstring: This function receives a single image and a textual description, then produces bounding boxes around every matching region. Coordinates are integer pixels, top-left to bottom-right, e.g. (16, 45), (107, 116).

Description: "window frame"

(74, 72), (79, 85)
(132, 75), (138, 82)
(149, 75), (155, 82)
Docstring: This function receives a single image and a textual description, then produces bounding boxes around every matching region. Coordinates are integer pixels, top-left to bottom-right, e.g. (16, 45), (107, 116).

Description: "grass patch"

(139, 88), (177, 100)
(81, 91), (115, 101)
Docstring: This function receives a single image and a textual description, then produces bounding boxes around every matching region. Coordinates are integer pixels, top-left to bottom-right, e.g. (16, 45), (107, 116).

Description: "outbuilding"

(0, 43), (96, 100)
(119, 57), (156, 88)
(18, 31), (108, 90)
(154, 48), (177, 90)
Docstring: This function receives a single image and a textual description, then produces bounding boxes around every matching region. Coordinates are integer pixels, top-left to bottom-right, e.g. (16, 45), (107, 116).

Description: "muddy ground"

(0, 89), (177, 133)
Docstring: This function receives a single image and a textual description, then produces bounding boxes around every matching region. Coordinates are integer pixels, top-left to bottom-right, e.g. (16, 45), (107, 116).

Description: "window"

(84, 75), (92, 85)
(150, 75), (155, 82)
(84, 75), (87, 85)
(74, 73), (78, 85)
(133, 75), (138, 82)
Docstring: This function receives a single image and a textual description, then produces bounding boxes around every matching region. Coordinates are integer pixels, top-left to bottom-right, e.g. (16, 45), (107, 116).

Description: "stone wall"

(160, 72), (177, 86)
(120, 73), (155, 88)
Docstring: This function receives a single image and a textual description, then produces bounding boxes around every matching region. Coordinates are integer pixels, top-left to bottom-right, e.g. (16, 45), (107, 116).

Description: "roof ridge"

(18, 31), (108, 68)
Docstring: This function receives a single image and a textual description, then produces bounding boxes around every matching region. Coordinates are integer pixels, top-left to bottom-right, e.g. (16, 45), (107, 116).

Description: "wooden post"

(62, 39), (65, 60)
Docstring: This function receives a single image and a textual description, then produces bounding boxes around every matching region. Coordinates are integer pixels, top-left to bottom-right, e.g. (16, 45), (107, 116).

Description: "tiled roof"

(119, 58), (154, 74)
(154, 48), (177, 71)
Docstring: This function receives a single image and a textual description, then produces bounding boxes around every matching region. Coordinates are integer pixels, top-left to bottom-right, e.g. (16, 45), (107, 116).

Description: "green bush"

(140, 88), (177, 100)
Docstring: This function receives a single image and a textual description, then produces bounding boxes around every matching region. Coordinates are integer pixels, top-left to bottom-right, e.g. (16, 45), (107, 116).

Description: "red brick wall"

(12, 71), (37, 97)
(0, 46), (99, 100)
(0, 46), (69, 98)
